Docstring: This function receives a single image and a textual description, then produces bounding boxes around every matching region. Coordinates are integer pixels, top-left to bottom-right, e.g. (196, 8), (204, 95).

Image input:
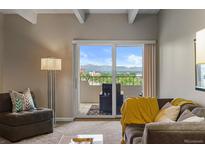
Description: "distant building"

(89, 71), (101, 76)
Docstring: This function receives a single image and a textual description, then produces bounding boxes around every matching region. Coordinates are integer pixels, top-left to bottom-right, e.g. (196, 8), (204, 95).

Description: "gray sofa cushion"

(144, 121), (205, 131)
(157, 98), (173, 109)
(142, 122), (205, 144)
(179, 103), (200, 116)
(0, 108), (53, 126)
(0, 119), (53, 142)
(177, 109), (196, 122)
(125, 124), (145, 144)
(133, 137), (142, 144)
(192, 107), (205, 117)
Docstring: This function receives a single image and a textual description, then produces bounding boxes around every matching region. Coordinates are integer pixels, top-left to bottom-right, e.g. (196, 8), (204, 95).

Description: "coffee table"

(58, 134), (103, 144)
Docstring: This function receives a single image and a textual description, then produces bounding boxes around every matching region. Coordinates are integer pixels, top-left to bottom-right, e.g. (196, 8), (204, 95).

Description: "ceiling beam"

(14, 10), (37, 24)
(73, 9), (86, 24)
(128, 9), (139, 24)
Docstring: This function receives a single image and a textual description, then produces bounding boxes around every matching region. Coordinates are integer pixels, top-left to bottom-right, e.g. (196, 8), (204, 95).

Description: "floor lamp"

(41, 58), (62, 125)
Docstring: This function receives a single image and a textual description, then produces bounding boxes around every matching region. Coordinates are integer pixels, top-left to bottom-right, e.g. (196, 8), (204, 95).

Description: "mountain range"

(81, 64), (142, 73)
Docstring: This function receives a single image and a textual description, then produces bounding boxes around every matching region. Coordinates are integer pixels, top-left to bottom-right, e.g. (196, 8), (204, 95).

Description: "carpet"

(0, 121), (122, 144)
(87, 105), (111, 115)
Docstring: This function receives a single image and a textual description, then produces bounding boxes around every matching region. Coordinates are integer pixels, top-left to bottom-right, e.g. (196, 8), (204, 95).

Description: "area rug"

(87, 105), (111, 115)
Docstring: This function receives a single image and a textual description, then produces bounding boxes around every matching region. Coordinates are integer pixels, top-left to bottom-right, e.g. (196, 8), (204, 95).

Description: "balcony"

(80, 75), (142, 86)
(79, 75), (143, 115)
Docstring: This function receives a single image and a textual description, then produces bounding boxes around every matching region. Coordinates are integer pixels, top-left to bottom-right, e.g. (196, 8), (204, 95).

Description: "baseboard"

(56, 117), (74, 122)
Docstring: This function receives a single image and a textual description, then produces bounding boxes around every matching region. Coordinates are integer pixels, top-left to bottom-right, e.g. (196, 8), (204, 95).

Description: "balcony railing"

(80, 75), (143, 86)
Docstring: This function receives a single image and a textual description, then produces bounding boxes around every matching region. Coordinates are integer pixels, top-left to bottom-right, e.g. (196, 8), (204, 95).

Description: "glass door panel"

(116, 46), (144, 115)
(79, 45), (112, 116)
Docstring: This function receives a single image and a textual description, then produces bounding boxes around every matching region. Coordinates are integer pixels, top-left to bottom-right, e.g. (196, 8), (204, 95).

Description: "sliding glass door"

(79, 45), (113, 116)
(116, 46), (143, 115)
(73, 41), (144, 117)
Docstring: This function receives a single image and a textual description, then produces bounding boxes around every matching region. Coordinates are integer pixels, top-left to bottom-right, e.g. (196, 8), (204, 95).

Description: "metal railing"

(80, 75), (143, 86)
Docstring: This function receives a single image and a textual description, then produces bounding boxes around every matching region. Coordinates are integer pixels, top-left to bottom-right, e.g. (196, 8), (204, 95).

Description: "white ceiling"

(87, 9), (160, 14)
(0, 9), (160, 15)
(0, 9), (160, 24)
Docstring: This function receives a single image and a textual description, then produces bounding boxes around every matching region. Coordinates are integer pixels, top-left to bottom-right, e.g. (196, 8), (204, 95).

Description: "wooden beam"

(128, 9), (139, 24)
(14, 10), (37, 24)
(73, 9), (86, 24)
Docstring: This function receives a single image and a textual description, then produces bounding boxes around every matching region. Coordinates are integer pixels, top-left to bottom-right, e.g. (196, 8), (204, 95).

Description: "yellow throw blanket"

(120, 97), (159, 143)
(171, 98), (193, 106)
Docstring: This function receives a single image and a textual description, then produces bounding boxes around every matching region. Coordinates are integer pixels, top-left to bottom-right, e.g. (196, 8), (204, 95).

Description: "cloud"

(80, 50), (112, 66)
(80, 51), (87, 58)
(103, 48), (111, 53)
(80, 51), (142, 68)
(127, 54), (142, 67)
(81, 58), (105, 66)
(105, 58), (112, 66)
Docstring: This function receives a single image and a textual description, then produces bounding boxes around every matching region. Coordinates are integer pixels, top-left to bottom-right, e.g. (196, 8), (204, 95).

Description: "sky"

(80, 45), (143, 67)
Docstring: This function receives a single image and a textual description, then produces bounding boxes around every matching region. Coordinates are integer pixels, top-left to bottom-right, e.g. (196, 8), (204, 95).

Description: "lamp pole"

(41, 58), (61, 126)
(48, 70), (56, 124)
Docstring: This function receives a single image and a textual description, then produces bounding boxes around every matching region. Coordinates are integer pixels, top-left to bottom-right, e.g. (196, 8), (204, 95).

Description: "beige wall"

(158, 10), (205, 105)
(3, 14), (158, 118)
(0, 13), (3, 92)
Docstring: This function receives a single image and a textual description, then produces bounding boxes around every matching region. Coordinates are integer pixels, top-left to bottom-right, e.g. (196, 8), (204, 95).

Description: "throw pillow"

(23, 88), (36, 110)
(10, 90), (25, 112)
(154, 105), (180, 122)
(161, 102), (172, 110)
(182, 116), (204, 122)
(192, 107), (205, 117)
(178, 109), (205, 122)
(10, 89), (36, 112)
(177, 109), (195, 122)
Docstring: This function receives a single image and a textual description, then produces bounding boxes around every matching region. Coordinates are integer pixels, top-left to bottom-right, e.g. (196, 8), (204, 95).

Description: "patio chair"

(99, 83), (124, 115)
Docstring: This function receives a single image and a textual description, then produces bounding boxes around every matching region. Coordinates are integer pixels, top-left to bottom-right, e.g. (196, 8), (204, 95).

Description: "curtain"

(143, 44), (156, 97)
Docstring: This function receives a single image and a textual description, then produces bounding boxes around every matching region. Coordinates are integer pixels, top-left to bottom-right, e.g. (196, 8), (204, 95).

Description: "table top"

(76, 134), (103, 144)
(58, 134), (103, 144)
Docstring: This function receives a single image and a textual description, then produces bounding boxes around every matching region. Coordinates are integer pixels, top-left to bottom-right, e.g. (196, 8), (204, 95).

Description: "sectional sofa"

(125, 98), (205, 144)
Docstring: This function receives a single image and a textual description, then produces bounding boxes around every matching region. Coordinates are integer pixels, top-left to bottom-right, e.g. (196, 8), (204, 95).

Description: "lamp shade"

(41, 58), (62, 71)
(196, 28), (205, 64)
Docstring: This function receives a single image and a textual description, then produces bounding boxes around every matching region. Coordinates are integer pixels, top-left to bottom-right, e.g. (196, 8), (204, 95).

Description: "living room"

(1, 0), (205, 153)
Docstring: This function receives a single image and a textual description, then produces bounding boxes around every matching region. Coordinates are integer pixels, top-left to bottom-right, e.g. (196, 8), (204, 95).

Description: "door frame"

(72, 40), (156, 118)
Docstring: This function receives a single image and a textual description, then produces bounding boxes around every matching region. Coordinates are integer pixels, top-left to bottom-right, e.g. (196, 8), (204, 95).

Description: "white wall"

(158, 10), (205, 105)
(0, 13), (3, 92)
(2, 14), (158, 118)
(80, 81), (101, 103)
